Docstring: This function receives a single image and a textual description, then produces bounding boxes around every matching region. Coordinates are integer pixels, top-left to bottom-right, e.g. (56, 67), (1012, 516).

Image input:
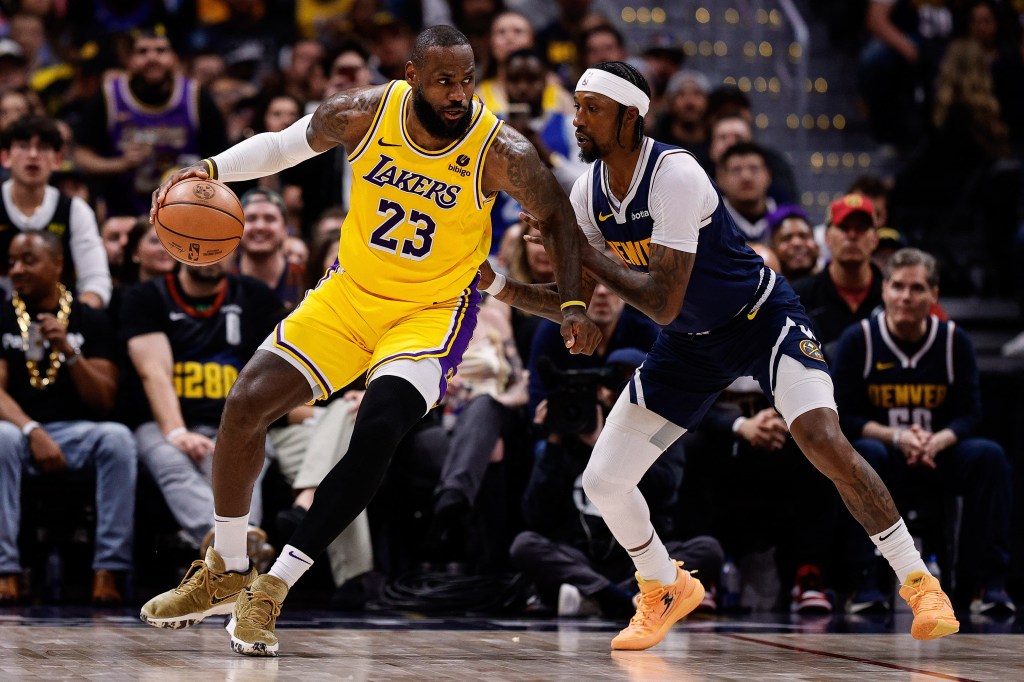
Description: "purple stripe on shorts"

(276, 323), (331, 393)
(436, 276), (482, 400)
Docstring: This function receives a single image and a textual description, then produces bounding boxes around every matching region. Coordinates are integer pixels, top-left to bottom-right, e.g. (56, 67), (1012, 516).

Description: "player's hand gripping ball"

(154, 178), (243, 265)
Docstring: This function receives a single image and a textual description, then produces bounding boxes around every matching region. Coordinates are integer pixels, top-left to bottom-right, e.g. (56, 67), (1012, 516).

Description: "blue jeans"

(851, 437), (1011, 588)
(0, 420), (137, 573)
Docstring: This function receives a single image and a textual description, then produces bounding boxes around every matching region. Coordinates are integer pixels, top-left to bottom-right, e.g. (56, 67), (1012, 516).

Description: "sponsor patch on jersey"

(799, 339), (824, 362)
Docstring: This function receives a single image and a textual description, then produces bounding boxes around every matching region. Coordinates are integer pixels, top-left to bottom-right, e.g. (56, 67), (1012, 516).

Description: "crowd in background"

(0, 0), (1020, 621)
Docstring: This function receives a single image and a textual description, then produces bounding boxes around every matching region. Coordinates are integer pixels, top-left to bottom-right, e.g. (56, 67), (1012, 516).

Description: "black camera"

(536, 357), (623, 434)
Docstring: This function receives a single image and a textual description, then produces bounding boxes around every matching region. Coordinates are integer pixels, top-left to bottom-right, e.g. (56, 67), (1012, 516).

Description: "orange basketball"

(154, 178), (244, 265)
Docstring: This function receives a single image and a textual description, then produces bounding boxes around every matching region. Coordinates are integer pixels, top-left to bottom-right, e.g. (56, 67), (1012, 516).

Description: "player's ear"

(405, 61), (417, 85)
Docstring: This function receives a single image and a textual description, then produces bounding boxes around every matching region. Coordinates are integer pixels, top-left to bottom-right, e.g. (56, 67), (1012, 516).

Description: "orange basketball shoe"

(899, 570), (959, 640)
(611, 561), (705, 651)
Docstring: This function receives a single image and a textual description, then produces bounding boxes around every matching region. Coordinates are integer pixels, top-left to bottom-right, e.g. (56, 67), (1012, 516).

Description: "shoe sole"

(611, 578), (706, 651)
(226, 616), (279, 657)
(912, 617), (960, 640)
(139, 601), (237, 629)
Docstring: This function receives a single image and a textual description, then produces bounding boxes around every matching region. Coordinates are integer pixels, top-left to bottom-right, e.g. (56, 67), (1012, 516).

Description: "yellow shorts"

(263, 266), (481, 402)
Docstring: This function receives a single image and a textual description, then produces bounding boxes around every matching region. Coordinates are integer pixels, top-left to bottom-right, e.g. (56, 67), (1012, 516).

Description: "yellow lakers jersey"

(345, 80), (503, 303)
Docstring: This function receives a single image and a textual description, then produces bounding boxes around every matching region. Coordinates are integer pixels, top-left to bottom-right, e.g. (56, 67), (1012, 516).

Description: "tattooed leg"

(789, 408), (900, 535)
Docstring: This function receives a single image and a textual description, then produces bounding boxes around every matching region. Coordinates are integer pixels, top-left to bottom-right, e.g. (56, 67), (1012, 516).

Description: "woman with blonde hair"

(932, 38), (1010, 159)
(891, 37), (1017, 294)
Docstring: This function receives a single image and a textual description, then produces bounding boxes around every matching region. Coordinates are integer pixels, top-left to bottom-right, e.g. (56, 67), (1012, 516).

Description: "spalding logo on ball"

(155, 177), (244, 265)
(192, 183), (216, 201)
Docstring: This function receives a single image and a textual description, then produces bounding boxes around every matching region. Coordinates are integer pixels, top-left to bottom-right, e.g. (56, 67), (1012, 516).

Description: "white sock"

(870, 519), (928, 583)
(628, 531), (678, 585)
(212, 513), (249, 572)
(268, 544), (314, 588)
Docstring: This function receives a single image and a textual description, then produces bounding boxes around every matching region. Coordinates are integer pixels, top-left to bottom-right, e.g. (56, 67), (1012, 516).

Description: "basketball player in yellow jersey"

(140, 26), (601, 657)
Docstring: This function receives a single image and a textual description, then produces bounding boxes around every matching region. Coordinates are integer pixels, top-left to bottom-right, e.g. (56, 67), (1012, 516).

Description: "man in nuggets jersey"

(484, 61), (958, 650)
(141, 26), (600, 656)
(832, 248), (1014, 615)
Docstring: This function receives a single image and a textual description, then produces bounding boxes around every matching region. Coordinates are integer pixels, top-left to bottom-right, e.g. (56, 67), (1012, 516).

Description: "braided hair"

(590, 61), (651, 151)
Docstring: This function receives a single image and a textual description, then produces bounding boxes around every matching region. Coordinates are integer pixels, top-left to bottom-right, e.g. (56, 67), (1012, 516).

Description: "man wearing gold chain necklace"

(0, 231), (136, 606)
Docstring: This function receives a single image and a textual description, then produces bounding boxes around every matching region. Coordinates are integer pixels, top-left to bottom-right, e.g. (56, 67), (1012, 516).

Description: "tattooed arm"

(517, 212), (694, 327)
(482, 125), (601, 354)
(581, 243), (694, 326)
(478, 258), (595, 323)
(305, 84), (387, 152)
(151, 84), (386, 216)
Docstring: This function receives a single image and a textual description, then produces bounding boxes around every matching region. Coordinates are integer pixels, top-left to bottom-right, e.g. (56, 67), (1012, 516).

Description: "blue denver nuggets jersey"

(586, 140), (765, 333)
(835, 313), (978, 435)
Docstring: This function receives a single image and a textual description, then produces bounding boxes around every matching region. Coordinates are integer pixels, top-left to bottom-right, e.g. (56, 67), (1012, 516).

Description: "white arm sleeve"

(570, 172), (605, 249)
(68, 198), (112, 305)
(211, 114), (323, 182)
(649, 152), (719, 254)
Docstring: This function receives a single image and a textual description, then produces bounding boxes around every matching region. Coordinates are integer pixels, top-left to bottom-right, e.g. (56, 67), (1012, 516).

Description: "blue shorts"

(628, 278), (831, 430)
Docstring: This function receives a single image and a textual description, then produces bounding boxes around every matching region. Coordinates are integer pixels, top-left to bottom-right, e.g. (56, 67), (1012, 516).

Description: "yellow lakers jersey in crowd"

(344, 80), (503, 303)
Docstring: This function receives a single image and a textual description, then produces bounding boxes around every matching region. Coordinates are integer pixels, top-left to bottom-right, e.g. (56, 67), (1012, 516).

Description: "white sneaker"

(557, 583), (581, 616)
(557, 583), (600, 617)
(1001, 331), (1024, 357)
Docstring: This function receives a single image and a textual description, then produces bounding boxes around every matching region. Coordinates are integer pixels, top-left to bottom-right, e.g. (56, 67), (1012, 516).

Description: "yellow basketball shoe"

(226, 574), (288, 657)
(611, 561), (705, 651)
(140, 547), (256, 629)
(899, 570), (959, 640)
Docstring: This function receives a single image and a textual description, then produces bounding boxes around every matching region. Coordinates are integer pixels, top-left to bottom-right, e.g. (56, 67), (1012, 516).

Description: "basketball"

(154, 177), (244, 265)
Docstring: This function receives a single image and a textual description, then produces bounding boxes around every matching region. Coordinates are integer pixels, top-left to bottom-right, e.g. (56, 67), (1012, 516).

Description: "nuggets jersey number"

(346, 80), (503, 303)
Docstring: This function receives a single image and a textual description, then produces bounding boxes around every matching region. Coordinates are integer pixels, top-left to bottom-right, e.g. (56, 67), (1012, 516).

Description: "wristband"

(21, 420), (41, 437)
(483, 272), (506, 296)
(64, 348), (81, 366)
(201, 158), (217, 180)
(892, 429), (902, 448)
(560, 300), (587, 311)
(731, 416), (746, 434)
(165, 426), (187, 442)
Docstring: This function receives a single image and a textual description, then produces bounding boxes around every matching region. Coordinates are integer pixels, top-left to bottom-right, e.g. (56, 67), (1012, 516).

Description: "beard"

(578, 136), (604, 163)
(184, 264), (228, 284)
(413, 85), (473, 140)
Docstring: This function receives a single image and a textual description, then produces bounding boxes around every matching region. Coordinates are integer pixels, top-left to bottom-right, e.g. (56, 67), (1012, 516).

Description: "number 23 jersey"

(345, 80), (503, 304)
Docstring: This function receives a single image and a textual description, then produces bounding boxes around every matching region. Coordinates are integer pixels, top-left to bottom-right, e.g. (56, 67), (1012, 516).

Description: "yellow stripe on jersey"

(343, 80), (502, 305)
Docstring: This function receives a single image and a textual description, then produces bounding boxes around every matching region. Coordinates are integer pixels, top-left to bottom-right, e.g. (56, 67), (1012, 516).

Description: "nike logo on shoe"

(209, 590), (243, 605)
(288, 550), (312, 565)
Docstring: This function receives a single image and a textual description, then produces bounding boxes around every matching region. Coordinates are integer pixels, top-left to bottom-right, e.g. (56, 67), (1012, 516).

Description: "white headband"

(576, 68), (650, 117)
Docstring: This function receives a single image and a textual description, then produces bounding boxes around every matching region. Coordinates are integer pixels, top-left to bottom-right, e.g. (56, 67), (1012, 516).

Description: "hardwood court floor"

(1, 611), (1020, 681)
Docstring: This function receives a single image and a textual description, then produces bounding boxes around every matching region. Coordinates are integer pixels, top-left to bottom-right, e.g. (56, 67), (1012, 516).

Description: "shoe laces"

(238, 589), (282, 629)
(628, 586), (669, 630)
(174, 559), (214, 596)
(908, 582), (949, 613)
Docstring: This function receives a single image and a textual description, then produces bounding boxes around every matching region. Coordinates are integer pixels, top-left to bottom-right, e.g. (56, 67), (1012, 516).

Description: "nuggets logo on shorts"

(799, 339), (825, 362)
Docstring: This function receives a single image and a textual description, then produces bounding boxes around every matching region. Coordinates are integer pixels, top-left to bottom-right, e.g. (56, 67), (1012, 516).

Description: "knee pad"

(582, 392), (686, 504)
(774, 355), (837, 426)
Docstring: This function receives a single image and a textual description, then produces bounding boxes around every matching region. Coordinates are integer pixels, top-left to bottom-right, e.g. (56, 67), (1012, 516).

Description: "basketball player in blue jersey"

(140, 26), (600, 657)
(485, 61), (958, 650)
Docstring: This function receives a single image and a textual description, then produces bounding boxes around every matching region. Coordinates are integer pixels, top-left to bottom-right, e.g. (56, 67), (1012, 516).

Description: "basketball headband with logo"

(576, 68), (650, 117)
